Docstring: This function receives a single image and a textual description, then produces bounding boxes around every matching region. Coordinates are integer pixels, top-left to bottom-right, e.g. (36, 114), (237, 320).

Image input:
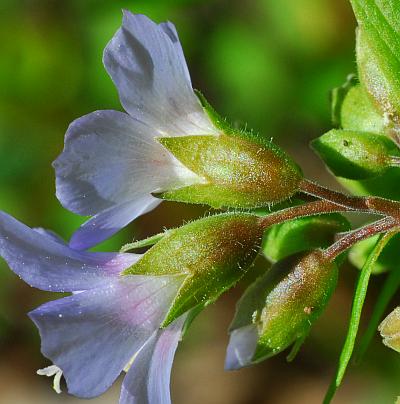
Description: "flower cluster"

(0, 11), (312, 403)
(2, 7), (399, 404)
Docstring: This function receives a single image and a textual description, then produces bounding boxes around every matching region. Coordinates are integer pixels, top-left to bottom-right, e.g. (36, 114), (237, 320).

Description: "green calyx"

(327, 78), (400, 200)
(156, 91), (303, 209)
(158, 134), (302, 208)
(230, 250), (338, 363)
(311, 129), (400, 180)
(123, 213), (264, 327)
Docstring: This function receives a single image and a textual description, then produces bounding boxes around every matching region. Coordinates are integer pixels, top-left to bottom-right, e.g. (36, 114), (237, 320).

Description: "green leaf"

(349, 232), (400, 274)
(340, 84), (385, 133)
(351, 0), (400, 120)
(262, 213), (350, 262)
(323, 232), (395, 404)
(311, 129), (399, 179)
(355, 262), (400, 362)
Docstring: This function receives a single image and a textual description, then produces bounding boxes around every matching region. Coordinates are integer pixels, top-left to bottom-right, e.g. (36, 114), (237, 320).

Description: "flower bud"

(123, 213), (264, 326)
(379, 307), (400, 353)
(311, 129), (400, 180)
(226, 250), (337, 368)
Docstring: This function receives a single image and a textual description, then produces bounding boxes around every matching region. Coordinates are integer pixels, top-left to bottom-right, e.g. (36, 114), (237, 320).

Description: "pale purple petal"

(120, 315), (186, 404)
(0, 211), (139, 292)
(54, 110), (196, 218)
(225, 325), (259, 370)
(103, 11), (218, 137)
(159, 21), (191, 84)
(34, 228), (67, 245)
(29, 274), (185, 398)
(69, 195), (161, 250)
(54, 109), (200, 249)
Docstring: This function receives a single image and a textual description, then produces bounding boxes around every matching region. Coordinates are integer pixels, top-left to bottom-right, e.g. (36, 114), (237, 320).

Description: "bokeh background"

(1, 0), (400, 403)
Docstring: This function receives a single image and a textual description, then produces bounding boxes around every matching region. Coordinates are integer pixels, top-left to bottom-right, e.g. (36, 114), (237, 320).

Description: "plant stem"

(299, 179), (400, 219)
(258, 199), (351, 229)
(322, 217), (399, 261)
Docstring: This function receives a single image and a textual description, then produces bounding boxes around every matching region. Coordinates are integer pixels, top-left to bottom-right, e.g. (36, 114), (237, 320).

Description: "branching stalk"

(258, 199), (351, 230)
(299, 179), (400, 219)
(323, 217), (399, 261)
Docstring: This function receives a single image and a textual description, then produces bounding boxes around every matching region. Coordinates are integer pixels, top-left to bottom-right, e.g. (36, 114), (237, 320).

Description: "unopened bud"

(312, 129), (400, 180)
(123, 213), (263, 326)
(226, 250), (337, 368)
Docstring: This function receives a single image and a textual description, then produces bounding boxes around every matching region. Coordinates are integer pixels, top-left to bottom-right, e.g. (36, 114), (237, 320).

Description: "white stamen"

(37, 365), (63, 394)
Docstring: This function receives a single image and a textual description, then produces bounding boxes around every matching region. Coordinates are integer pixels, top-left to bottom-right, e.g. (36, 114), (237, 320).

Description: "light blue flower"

(0, 211), (187, 403)
(53, 11), (219, 250)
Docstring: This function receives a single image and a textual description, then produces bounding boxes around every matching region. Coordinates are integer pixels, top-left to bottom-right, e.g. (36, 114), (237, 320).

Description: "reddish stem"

(258, 199), (351, 229)
(322, 217), (399, 261)
(300, 179), (400, 219)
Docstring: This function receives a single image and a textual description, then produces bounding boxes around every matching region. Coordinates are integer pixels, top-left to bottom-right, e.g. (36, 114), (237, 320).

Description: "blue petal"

(120, 315), (186, 404)
(69, 195), (161, 250)
(29, 274), (185, 398)
(54, 109), (200, 249)
(0, 211), (139, 292)
(34, 228), (67, 245)
(54, 110), (181, 217)
(224, 325), (259, 370)
(103, 11), (217, 137)
(158, 21), (191, 84)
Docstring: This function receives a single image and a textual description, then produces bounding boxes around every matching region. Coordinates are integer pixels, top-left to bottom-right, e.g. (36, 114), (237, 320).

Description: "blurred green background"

(1, 0), (400, 403)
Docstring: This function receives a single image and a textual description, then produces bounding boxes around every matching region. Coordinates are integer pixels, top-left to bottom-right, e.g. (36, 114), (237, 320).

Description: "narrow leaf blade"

(323, 232), (395, 403)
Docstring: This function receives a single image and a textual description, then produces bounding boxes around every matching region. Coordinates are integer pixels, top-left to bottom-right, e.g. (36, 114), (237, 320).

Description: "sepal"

(330, 74), (357, 127)
(356, 24), (400, 122)
(123, 213), (264, 326)
(158, 133), (303, 208)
